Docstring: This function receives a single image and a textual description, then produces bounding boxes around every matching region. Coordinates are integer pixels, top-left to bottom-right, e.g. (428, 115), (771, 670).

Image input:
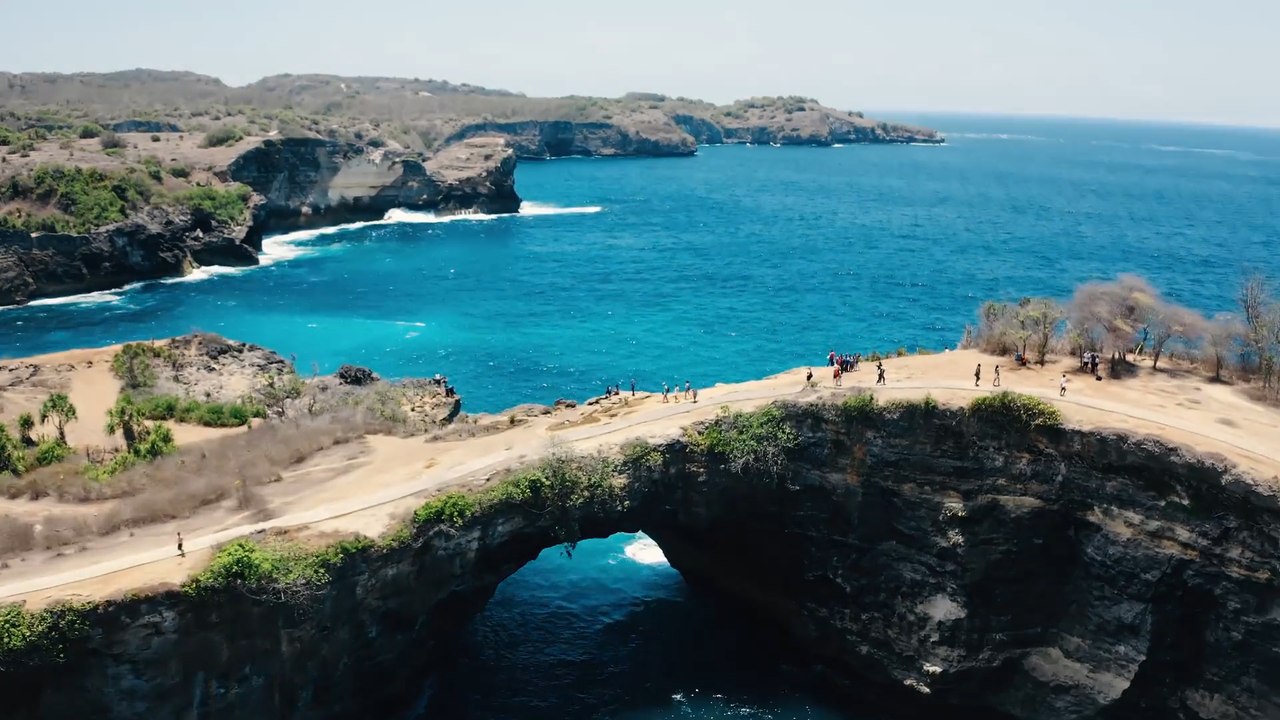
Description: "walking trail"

(2, 349), (1277, 609)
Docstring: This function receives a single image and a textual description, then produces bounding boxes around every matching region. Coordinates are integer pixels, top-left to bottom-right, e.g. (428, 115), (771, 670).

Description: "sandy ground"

(0, 344), (244, 450)
(1, 348), (1277, 609)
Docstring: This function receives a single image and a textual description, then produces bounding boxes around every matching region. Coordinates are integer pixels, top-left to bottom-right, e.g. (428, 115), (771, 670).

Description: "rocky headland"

(0, 390), (1276, 720)
(0, 137), (519, 306)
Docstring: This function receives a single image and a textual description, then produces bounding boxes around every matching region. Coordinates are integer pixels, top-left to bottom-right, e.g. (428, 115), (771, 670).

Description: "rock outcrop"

(225, 137), (520, 237)
(442, 107), (940, 159)
(0, 138), (521, 306)
(441, 117), (698, 159)
(0, 206), (258, 306)
(2, 402), (1276, 719)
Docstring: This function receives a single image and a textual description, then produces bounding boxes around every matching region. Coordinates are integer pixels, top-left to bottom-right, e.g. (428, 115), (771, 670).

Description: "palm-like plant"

(39, 393), (78, 444)
(105, 395), (148, 452)
(16, 412), (35, 446)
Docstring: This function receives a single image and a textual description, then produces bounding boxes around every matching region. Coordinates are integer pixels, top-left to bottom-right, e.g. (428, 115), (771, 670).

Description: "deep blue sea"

(2, 115), (1278, 719)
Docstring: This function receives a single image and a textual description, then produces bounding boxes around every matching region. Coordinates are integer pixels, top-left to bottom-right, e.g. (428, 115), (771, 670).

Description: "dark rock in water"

(109, 119), (183, 134)
(0, 205), (258, 306)
(5, 403), (1276, 720)
(226, 137), (521, 238)
(336, 365), (379, 386)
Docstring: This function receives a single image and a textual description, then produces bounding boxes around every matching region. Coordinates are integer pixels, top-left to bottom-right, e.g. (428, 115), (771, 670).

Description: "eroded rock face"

(226, 136), (520, 237)
(3, 404), (1276, 719)
(0, 206), (258, 306)
(441, 118), (699, 159)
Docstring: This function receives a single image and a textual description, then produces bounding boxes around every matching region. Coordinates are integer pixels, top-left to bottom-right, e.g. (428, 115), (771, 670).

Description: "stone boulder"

(336, 365), (379, 386)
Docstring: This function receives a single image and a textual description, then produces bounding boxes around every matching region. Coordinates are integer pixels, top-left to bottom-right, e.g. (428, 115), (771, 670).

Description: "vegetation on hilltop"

(0, 163), (251, 234)
(963, 273), (1280, 400)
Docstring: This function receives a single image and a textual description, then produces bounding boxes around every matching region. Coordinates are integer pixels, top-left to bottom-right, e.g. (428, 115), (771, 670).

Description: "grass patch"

(619, 438), (663, 475)
(412, 492), (477, 527)
(968, 391), (1063, 429)
(134, 394), (266, 427)
(0, 164), (157, 233)
(685, 405), (800, 478)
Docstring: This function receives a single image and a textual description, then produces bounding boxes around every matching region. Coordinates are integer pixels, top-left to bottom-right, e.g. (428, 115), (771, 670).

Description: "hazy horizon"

(3, 0), (1279, 129)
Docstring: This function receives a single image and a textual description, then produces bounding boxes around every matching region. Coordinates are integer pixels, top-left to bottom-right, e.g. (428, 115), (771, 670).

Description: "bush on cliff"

(184, 536), (372, 602)
(171, 184), (251, 226)
(686, 405), (799, 478)
(968, 391), (1063, 429)
(0, 164), (156, 233)
(0, 602), (93, 669)
(111, 342), (174, 389)
(413, 492), (476, 527)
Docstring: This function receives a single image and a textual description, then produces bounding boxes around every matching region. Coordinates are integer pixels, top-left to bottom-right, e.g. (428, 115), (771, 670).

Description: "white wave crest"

(948, 132), (1052, 142)
(624, 536), (669, 566)
(1143, 144), (1260, 159)
(24, 289), (124, 307)
(519, 201), (603, 217)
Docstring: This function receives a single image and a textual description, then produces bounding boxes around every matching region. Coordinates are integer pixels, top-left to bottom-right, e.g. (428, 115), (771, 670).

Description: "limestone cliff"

(0, 139), (520, 306)
(3, 403), (1274, 719)
(0, 205), (259, 306)
(225, 137), (520, 237)
(441, 117), (698, 159)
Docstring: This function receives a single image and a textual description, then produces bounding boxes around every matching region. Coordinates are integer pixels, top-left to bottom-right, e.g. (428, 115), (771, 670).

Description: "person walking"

(805, 368), (813, 385)
(974, 363), (982, 387)
(684, 381), (691, 400)
(691, 387), (698, 403)
(876, 362), (886, 385)
(177, 532), (185, 558)
(833, 364), (843, 387)
(630, 379), (636, 396)
(993, 365), (1001, 387)
(662, 383), (669, 403)
(1059, 373), (1069, 397)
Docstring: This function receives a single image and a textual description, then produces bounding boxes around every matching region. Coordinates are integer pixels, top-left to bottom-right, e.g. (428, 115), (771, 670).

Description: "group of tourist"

(817, 350), (887, 387)
(660, 381), (697, 404)
(1080, 351), (1102, 378)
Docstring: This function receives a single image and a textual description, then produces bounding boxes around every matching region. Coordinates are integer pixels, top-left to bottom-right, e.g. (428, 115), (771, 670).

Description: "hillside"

(0, 69), (941, 158)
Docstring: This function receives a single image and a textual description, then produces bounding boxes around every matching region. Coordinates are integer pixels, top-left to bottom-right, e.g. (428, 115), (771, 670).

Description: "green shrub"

(200, 126), (243, 148)
(0, 425), (26, 476)
(98, 131), (127, 150)
(687, 405), (799, 478)
(183, 536), (369, 601)
(141, 156), (164, 182)
(110, 342), (172, 389)
(166, 163), (190, 179)
(134, 394), (265, 427)
(32, 438), (71, 467)
(133, 422), (176, 461)
(0, 164), (159, 233)
(149, 134), (161, 142)
(619, 439), (663, 474)
(0, 602), (93, 669)
(171, 185), (251, 226)
(968, 392), (1063, 429)
(76, 124), (104, 139)
(413, 492), (477, 527)
(839, 392), (879, 420)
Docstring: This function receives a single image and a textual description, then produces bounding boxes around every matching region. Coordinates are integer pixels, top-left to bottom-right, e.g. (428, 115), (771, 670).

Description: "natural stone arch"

(2, 401), (1276, 720)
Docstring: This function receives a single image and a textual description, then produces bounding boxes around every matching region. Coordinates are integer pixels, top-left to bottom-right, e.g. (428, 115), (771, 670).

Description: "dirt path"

(3, 350), (1277, 608)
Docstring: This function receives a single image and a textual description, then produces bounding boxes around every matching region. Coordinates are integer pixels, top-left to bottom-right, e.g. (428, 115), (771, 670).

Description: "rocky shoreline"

(0, 401), (1275, 720)
(0, 138), (520, 306)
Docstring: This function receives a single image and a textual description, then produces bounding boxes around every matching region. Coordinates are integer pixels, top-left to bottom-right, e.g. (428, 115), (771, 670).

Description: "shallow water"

(2, 115), (1278, 719)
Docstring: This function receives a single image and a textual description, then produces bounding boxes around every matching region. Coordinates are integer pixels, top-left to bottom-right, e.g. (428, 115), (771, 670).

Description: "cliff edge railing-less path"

(2, 402), (1277, 720)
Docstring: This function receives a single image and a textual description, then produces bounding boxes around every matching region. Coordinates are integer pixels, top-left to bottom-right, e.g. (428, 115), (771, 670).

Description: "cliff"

(1, 401), (1275, 720)
(441, 116), (698, 159)
(225, 136), (520, 237)
(0, 205), (258, 306)
(0, 138), (519, 306)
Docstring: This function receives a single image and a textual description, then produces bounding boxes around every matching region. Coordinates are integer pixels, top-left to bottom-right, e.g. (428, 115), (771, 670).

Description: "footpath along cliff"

(1, 400), (1276, 720)
(0, 138), (520, 306)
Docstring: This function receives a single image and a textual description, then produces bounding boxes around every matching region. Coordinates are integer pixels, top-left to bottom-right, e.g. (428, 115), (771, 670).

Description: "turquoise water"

(2, 116), (1279, 719)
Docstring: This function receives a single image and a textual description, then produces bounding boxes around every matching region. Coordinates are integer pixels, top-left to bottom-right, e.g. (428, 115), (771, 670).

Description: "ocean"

(2, 115), (1278, 719)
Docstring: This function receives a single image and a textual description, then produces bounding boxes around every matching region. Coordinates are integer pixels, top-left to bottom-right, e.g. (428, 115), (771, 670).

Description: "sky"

(3, 0), (1279, 127)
